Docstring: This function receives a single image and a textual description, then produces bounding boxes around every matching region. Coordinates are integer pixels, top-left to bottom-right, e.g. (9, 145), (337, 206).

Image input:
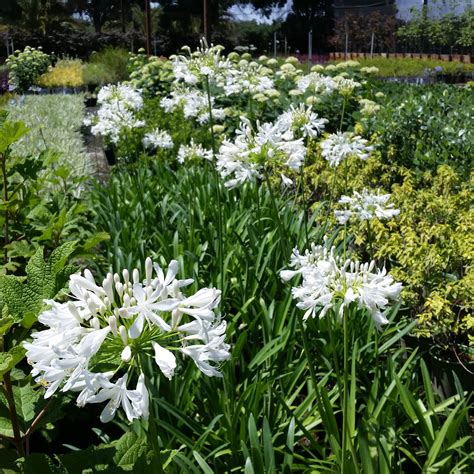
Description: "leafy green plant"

(5, 46), (51, 93)
(0, 243), (77, 456)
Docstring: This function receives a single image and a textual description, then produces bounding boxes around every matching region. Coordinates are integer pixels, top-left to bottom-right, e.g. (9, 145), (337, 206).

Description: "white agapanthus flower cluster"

(24, 258), (230, 423)
(320, 132), (373, 167)
(275, 104), (328, 139)
(171, 40), (228, 85)
(281, 244), (402, 327)
(296, 72), (337, 95)
(143, 128), (174, 150)
(160, 87), (225, 124)
(177, 139), (213, 164)
(220, 61), (274, 96)
(87, 84), (145, 144)
(335, 189), (400, 224)
(216, 115), (307, 189)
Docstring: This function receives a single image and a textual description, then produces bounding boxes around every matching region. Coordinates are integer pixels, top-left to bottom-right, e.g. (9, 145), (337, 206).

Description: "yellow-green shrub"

(38, 59), (83, 88)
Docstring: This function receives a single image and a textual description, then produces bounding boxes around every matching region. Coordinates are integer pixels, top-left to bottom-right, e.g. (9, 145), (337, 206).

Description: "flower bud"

(108, 316), (118, 335)
(119, 325), (128, 345)
(121, 345), (132, 362)
(145, 257), (153, 285)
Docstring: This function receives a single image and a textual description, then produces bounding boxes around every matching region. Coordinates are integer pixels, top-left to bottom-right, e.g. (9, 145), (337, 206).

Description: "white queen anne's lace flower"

(281, 244), (402, 327)
(25, 257), (230, 423)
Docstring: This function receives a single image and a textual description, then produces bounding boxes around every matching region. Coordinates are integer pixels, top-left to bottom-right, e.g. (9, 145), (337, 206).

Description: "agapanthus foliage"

(335, 189), (400, 224)
(24, 257), (230, 423)
(281, 243), (402, 327)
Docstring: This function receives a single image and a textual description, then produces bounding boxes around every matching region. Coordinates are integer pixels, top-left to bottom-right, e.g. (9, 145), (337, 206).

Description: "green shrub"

(5, 46), (51, 92)
(87, 47), (130, 83)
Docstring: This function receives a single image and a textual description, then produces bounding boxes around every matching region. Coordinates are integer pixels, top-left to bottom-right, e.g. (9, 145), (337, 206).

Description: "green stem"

(204, 75), (225, 296)
(366, 220), (373, 261)
(342, 307), (360, 473)
(263, 171), (289, 257)
(341, 308), (348, 473)
(1, 150), (9, 263)
(339, 98), (347, 133)
(299, 161), (309, 248)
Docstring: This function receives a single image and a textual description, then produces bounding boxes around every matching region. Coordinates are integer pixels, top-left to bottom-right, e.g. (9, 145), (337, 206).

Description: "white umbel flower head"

(24, 256), (230, 423)
(281, 243), (402, 328)
(320, 132), (373, 167)
(143, 128), (174, 150)
(335, 189), (400, 224)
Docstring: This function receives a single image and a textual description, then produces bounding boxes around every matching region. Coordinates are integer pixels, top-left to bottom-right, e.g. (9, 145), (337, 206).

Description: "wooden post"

(203, 0), (208, 41)
(370, 32), (375, 58)
(273, 31), (277, 58)
(144, 0), (152, 55)
(284, 36), (288, 55)
(345, 32), (348, 60)
(308, 29), (313, 65)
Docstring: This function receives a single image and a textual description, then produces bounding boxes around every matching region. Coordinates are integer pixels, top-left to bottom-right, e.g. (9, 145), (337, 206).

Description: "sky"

(226, 0), (294, 25)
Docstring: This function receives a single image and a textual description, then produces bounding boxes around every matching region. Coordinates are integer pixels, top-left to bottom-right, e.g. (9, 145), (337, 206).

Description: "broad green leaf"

(0, 346), (26, 381)
(0, 242), (76, 328)
(13, 380), (42, 427)
(0, 316), (14, 336)
(0, 416), (15, 438)
(112, 431), (149, 470)
(0, 120), (29, 154)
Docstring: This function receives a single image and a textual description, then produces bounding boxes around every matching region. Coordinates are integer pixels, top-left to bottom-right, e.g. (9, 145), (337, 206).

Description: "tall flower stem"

(1, 150), (9, 263)
(339, 98), (347, 133)
(366, 220), (373, 261)
(341, 307), (359, 473)
(263, 171), (290, 258)
(204, 75), (225, 296)
(299, 161), (309, 248)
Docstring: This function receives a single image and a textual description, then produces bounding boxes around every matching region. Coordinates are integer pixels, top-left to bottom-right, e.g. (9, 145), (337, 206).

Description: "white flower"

(24, 256), (229, 422)
(320, 132), (373, 167)
(177, 139), (213, 164)
(281, 244), (402, 328)
(276, 104), (328, 139)
(181, 335), (230, 377)
(87, 374), (144, 423)
(335, 189), (400, 223)
(296, 72), (336, 95)
(143, 128), (174, 150)
(152, 342), (176, 380)
(216, 116), (307, 189)
(89, 84), (144, 144)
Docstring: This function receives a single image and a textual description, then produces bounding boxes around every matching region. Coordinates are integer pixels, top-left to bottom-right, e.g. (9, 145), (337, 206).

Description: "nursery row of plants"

(0, 44), (473, 472)
(2, 45), (474, 98)
(1, 47), (130, 93)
